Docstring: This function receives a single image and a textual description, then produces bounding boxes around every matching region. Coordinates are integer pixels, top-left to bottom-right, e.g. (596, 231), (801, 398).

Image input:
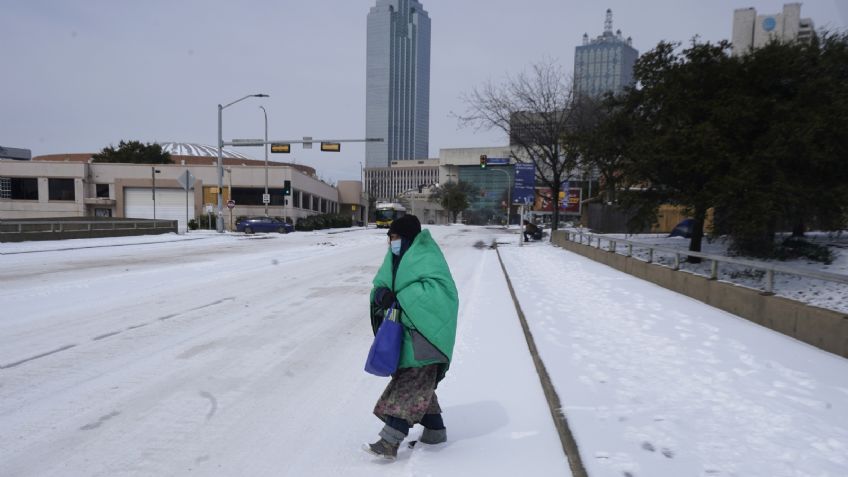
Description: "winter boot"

(364, 438), (399, 460)
(419, 427), (447, 445)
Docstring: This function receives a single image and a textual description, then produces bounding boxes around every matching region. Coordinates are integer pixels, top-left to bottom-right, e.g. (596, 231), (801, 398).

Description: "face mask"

(390, 239), (402, 255)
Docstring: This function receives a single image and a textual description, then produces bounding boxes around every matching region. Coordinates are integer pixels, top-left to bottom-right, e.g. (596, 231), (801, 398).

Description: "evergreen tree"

(91, 140), (172, 164)
(620, 40), (738, 256)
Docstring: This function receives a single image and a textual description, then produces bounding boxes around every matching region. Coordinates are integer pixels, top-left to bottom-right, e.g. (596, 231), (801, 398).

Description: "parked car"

(236, 217), (293, 234)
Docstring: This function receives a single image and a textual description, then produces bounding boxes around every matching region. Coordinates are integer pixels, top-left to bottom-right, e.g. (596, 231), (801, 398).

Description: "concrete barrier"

(0, 218), (178, 242)
(551, 230), (848, 358)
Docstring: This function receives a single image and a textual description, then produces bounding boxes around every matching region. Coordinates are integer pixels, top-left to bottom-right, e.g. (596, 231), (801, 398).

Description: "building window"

(49, 178), (76, 201)
(96, 184), (110, 198)
(293, 189), (301, 208)
(302, 193), (311, 210)
(229, 187), (289, 206)
(95, 208), (112, 217)
(2, 177), (38, 200)
(1, 177), (39, 200)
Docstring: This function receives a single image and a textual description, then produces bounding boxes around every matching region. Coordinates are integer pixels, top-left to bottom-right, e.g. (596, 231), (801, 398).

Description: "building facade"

(0, 144), (344, 233)
(573, 9), (638, 98)
(364, 158), (438, 201)
(731, 3), (815, 56)
(365, 0), (431, 167)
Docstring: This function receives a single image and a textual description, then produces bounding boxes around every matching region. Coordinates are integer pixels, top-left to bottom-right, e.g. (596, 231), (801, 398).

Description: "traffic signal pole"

(225, 137), (383, 228)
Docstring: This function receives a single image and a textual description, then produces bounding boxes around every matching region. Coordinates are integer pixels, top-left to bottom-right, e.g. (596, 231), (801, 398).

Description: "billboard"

(533, 187), (582, 214)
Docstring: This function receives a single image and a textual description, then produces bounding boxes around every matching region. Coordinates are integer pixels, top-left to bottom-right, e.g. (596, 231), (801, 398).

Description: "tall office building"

(366, 0), (431, 168)
(731, 3), (815, 56)
(573, 9), (638, 98)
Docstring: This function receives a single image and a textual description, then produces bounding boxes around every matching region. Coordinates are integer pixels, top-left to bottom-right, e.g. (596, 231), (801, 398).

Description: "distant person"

(364, 214), (459, 460)
(523, 220), (540, 242)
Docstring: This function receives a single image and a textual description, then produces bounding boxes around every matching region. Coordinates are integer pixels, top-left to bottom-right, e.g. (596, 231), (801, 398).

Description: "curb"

(495, 245), (589, 477)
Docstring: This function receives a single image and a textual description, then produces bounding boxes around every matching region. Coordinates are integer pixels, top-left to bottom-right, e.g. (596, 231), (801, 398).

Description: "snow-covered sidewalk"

(499, 240), (848, 477)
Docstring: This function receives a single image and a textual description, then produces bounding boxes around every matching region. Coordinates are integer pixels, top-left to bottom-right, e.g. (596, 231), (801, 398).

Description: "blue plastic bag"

(365, 304), (403, 377)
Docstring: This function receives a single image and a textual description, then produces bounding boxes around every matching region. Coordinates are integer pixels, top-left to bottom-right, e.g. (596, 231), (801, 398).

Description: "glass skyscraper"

(366, 0), (431, 168)
(573, 9), (638, 98)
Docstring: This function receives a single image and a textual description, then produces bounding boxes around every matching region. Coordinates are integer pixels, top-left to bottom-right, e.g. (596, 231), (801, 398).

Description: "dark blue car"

(236, 217), (293, 234)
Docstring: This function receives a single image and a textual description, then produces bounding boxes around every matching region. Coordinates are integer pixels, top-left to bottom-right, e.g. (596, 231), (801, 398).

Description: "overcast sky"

(3, 1), (846, 183)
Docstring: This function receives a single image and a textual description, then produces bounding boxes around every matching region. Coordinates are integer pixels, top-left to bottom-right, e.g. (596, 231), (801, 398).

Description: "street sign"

(302, 136), (313, 149)
(176, 170), (195, 191)
(226, 199), (236, 209)
(231, 139), (265, 147)
(262, 193), (270, 204)
(320, 142), (341, 152)
(271, 143), (291, 153)
(485, 157), (510, 166)
(512, 163), (535, 204)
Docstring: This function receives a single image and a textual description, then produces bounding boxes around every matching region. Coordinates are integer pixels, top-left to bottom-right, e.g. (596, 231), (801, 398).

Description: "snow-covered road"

(2, 226), (846, 477)
(0, 228), (569, 477)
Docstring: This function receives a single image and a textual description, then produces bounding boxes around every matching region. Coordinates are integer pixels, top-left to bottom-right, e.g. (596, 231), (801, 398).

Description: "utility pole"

(260, 105), (269, 217)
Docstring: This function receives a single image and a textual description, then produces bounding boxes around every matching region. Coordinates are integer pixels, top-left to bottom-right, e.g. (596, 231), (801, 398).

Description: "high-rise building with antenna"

(573, 9), (638, 98)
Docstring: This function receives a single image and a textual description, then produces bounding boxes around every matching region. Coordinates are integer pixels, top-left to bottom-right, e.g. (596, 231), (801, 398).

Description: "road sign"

(231, 139), (264, 147)
(302, 136), (313, 149)
(262, 193), (270, 204)
(176, 170), (195, 191)
(485, 157), (510, 166)
(226, 199), (236, 209)
(271, 143), (291, 153)
(513, 163), (535, 204)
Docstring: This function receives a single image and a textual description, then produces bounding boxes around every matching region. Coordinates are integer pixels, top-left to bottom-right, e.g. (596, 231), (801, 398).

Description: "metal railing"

(561, 230), (848, 294)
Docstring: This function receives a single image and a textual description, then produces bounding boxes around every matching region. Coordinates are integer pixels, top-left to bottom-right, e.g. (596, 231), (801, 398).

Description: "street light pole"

(217, 93), (269, 232)
(152, 167), (161, 221)
(260, 105), (269, 217)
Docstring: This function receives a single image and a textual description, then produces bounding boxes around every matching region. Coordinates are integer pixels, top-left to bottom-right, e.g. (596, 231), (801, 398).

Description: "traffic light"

(480, 154), (487, 168)
(320, 142), (341, 152)
(282, 180), (291, 196)
(270, 143), (291, 153)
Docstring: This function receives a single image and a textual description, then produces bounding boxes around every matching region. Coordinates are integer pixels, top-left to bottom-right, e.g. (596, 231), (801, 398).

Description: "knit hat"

(387, 214), (422, 241)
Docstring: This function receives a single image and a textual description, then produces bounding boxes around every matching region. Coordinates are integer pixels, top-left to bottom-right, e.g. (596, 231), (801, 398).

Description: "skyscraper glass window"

(366, 0), (431, 167)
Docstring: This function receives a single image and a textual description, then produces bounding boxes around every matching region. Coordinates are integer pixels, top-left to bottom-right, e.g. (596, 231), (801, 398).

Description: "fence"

(551, 229), (848, 358)
(563, 229), (848, 294)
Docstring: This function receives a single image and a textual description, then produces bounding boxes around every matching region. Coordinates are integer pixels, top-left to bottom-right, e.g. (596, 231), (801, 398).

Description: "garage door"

(124, 188), (194, 233)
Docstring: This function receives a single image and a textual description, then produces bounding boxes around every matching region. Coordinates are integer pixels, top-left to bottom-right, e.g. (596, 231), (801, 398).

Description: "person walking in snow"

(364, 214), (459, 460)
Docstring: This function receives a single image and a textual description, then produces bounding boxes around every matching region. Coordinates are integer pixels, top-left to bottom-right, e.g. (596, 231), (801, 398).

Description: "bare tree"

(458, 61), (579, 230)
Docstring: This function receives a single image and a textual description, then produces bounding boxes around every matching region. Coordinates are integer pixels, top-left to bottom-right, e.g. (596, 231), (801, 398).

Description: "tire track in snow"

(0, 297), (237, 370)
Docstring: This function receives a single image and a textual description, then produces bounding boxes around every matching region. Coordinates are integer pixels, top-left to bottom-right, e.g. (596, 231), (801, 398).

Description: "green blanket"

(372, 229), (458, 371)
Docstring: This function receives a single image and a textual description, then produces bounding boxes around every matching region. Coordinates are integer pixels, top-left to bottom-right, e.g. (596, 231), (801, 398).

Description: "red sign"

(226, 199), (236, 209)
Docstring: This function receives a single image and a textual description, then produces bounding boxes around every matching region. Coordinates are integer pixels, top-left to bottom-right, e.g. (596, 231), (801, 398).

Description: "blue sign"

(485, 157), (510, 166)
(762, 17), (776, 32)
(513, 163), (536, 204)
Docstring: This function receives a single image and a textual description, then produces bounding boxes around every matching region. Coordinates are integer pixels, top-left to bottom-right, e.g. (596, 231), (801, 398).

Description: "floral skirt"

(373, 364), (441, 425)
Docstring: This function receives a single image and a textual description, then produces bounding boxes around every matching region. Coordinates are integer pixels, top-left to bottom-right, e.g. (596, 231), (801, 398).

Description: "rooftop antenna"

(604, 8), (613, 35)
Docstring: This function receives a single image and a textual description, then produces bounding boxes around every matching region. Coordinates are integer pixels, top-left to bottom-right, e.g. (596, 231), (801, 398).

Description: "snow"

(1, 227), (846, 476)
(594, 231), (848, 314)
